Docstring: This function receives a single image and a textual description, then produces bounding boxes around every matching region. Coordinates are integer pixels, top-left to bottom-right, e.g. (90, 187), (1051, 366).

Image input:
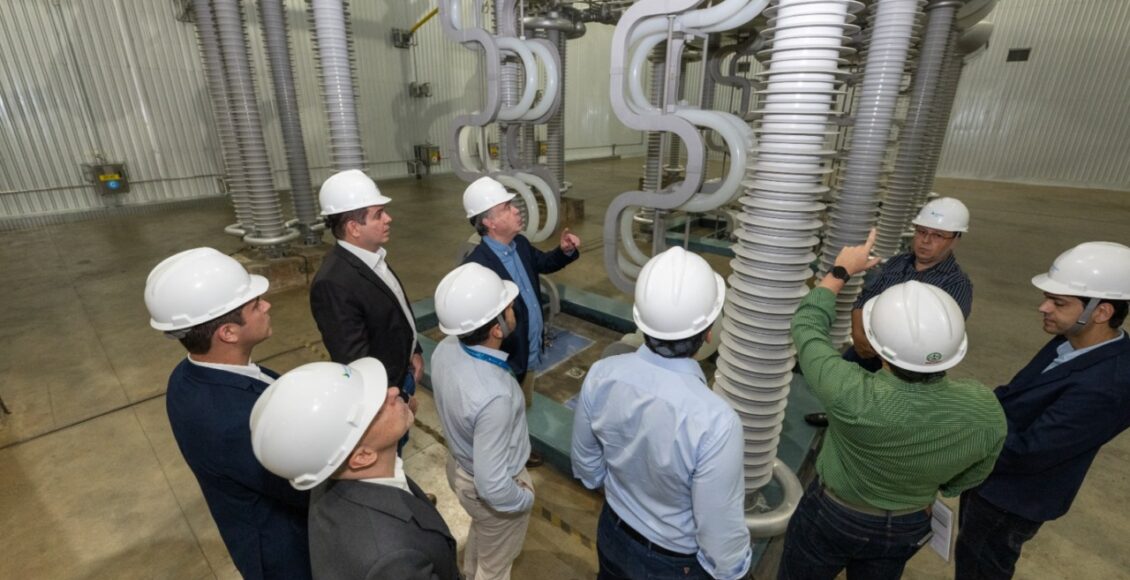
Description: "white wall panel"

(0, 0), (645, 221)
(938, 0), (1130, 190)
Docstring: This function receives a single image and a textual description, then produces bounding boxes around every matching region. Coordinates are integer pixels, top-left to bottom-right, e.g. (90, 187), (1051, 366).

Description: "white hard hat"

(634, 247), (726, 340)
(145, 247), (269, 332)
(462, 176), (515, 219)
(1031, 242), (1130, 300)
(912, 197), (969, 233)
(434, 263), (520, 335)
(863, 281), (968, 373)
(319, 169), (392, 216)
(250, 357), (388, 490)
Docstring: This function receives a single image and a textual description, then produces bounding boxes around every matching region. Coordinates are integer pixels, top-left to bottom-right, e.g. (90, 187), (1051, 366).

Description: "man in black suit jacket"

(955, 242), (1130, 579)
(145, 247), (310, 580)
(310, 169), (424, 424)
(461, 176), (579, 395)
(251, 358), (460, 580)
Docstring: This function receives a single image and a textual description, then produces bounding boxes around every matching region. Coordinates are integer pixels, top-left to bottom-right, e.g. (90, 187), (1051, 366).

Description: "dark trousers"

(397, 372), (416, 456)
(954, 491), (1043, 580)
(596, 503), (710, 580)
(777, 480), (932, 580)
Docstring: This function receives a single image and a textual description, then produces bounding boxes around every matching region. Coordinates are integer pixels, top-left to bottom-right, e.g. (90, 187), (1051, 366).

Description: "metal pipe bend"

(745, 459), (803, 539)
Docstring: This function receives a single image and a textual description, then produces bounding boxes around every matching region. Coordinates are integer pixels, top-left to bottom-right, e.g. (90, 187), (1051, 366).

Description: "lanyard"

(459, 343), (514, 377)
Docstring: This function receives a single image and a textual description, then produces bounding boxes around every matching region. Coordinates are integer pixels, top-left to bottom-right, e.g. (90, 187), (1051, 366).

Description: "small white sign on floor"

(928, 498), (955, 562)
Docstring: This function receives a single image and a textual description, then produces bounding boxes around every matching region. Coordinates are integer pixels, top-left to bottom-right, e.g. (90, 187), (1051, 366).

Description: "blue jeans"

(954, 491), (1043, 580)
(596, 504), (710, 580)
(777, 480), (932, 580)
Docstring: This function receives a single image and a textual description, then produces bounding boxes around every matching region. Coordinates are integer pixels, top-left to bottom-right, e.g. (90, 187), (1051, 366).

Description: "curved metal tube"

(439, 0), (503, 181)
(675, 108), (751, 212)
(745, 459), (803, 538)
(520, 38), (562, 122)
(514, 171), (559, 242)
(496, 37), (539, 121)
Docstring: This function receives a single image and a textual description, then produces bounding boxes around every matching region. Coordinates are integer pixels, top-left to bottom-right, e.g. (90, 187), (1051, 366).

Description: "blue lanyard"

(459, 343), (514, 377)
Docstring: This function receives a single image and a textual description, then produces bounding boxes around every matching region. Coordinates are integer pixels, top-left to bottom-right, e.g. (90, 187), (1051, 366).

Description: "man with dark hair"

(808, 196), (975, 426)
(462, 177), (579, 468)
(251, 357), (460, 580)
(572, 247), (752, 580)
(431, 263), (533, 580)
(144, 247), (310, 580)
(778, 230), (1005, 580)
(310, 169), (423, 449)
(956, 241), (1130, 579)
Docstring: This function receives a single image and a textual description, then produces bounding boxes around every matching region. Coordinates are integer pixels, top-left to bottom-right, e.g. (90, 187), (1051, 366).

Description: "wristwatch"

(830, 266), (851, 282)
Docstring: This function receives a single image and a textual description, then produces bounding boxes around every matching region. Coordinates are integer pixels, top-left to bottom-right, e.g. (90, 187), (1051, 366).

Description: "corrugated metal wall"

(0, 0), (640, 221)
(5, 0), (1124, 221)
(0, 0), (218, 219)
(938, 0), (1130, 190)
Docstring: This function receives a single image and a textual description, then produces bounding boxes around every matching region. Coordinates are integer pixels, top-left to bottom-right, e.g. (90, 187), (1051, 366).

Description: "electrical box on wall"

(408, 144), (442, 179)
(82, 161), (130, 195)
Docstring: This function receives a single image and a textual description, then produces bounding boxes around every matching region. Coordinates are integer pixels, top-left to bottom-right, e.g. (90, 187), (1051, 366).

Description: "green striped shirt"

(793, 287), (1006, 510)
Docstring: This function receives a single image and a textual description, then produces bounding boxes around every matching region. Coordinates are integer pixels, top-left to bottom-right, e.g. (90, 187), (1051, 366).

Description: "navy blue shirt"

(854, 251), (973, 318)
(166, 358), (311, 579)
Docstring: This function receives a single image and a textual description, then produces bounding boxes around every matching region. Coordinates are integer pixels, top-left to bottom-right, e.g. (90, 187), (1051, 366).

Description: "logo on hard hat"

(925, 352), (943, 363)
(341, 365), (352, 378)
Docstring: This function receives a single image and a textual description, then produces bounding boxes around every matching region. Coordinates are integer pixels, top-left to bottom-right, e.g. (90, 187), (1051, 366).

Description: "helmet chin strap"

(496, 312), (512, 339)
(1068, 297), (1101, 336)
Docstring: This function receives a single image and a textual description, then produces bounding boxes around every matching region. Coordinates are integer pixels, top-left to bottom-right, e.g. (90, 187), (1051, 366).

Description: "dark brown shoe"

(526, 450), (544, 468)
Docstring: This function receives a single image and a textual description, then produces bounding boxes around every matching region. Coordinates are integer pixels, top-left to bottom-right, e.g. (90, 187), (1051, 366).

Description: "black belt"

(608, 508), (695, 559)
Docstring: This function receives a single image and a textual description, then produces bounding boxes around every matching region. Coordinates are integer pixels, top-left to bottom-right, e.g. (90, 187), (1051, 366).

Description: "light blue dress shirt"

(571, 346), (752, 580)
(482, 236), (543, 370)
(1043, 330), (1126, 372)
(431, 335), (533, 513)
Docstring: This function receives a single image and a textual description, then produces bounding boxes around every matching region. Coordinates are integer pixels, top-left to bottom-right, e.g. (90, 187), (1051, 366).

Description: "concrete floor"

(0, 157), (1127, 579)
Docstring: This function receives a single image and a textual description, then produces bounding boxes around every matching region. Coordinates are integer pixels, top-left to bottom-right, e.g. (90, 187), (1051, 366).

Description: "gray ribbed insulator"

(546, 30), (567, 190)
(213, 0), (292, 250)
(874, 0), (960, 257)
(817, 0), (923, 345)
(191, 0), (251, 235)
(916, 25), (962, 208)
(311, 0), (365, 170)
(642, 48), (665, 193)
(259, 0), (320, 245)
(716, 0), (856, 494)
(521, 125), (537, 166)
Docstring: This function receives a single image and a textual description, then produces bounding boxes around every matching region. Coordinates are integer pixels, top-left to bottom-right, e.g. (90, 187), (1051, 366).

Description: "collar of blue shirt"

(481, 235), (516, 256)
(634, 345), (707, 384)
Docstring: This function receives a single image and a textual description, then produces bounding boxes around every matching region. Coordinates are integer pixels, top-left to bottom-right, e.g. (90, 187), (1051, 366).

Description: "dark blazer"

(311, 243), (420, 383)
(464, 235), (578, 379)
(976, 333), (1130, 521)
(166, 359), (311, 580)
(309, 478), (460, 580)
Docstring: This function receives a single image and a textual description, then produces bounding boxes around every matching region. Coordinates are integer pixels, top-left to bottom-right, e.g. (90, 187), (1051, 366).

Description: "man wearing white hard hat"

(431, 263), (534, 580)
(462, 176), (580, 468)
(572, 247), (752, 580)
(144, 247), (311, 580)
(955, 242), (1130, 580)
(250, 358), (460, 579)
(778, 230), (1005, 580)
(310, 169), (424, 452)
(807, 197), (976, 426)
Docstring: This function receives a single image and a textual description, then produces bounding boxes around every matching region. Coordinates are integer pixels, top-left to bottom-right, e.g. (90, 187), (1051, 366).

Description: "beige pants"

(446, 456), (533, 580)
(519, 372), (535, 409)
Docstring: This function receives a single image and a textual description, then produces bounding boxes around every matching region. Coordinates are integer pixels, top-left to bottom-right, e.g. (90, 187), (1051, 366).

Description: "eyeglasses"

(914, 227), (957, 242)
